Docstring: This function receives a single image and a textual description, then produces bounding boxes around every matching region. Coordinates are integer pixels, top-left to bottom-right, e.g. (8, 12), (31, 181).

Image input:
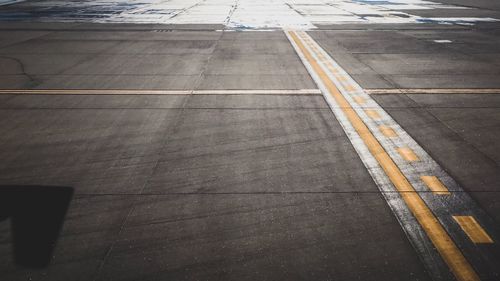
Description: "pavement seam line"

(287, 30), (482, 281)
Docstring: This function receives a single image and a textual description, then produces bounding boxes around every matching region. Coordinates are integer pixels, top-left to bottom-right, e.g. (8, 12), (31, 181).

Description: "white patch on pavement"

(0, 0), (498, 28)
(433, 39), (452, 43)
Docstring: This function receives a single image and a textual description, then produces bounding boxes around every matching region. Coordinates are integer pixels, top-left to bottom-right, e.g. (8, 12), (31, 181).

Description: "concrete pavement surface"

(1, 1), (500, 281)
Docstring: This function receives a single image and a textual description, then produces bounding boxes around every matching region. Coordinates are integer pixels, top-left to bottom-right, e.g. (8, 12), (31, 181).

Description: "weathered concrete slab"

(0, 29), (315, 90)
(97, 193), (431, 281)
(0, 107), (182, 194)
(311, 28), (500, 89)
(0, 94), (432, 281)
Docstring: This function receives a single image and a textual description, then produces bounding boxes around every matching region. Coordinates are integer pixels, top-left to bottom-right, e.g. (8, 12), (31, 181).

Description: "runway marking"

(379, 125), (398, 138)
(192, 89), (321, 95)
(286, 30), (500, 281)
(343, 84), (356, 92)
(421, 176), (450, 195)
(336, 76), (347, 82)
(397, 147), (420, 162)
(453, 216), (494, 244)
(366, 88), (500, 95)
(353, 96), (366, 104)
(364, 109), (381, 120)
(0, 89), (322, 95)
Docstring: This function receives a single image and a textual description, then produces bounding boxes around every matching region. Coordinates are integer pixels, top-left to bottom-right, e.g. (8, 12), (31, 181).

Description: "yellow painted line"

(365, 109), (381, 120)
(379, 125), (398, 138)
(397, 147), (420, 162)
(344, 84), (356, 92)
(353, 96), (366, 104)
(421, 176), (451, 195)
(326, 65), (339, 72)
(335, 76), (347, 82)
(288, 31), (480, 281)
(453, 216), (494, 244)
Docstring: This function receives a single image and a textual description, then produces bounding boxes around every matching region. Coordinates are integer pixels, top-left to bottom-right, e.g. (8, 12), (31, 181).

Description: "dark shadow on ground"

(0, 185), (73, 268)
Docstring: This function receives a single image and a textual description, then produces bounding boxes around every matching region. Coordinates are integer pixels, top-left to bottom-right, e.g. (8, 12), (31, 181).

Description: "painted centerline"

(286, 30), (500, 281)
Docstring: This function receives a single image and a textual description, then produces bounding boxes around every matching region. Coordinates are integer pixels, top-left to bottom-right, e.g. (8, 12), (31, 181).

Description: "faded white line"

(0, 89), (322, 95)
(366, 88), (500, 95)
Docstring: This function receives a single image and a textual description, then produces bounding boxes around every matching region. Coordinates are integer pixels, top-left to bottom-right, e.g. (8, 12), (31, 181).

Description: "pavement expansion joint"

(286, 29), (499, 281)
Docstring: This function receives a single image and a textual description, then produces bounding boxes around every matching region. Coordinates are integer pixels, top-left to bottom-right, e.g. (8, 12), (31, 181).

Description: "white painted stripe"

(192, 89), (322, 95)
(0, 90), (192, 95)
(0, 89), (322, 95)
(366, 88), (500, 95)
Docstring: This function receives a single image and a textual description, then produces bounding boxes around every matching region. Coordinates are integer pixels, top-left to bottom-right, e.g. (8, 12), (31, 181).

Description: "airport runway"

(1, 1), (500, 281)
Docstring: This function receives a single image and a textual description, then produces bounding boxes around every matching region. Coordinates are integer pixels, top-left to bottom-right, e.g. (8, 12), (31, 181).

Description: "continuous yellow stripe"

(288, 31), (480, 281)
(453, 216), (494, 244)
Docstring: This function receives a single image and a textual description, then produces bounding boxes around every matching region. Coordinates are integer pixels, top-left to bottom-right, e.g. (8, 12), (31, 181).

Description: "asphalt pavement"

(1, 1), (500, 281)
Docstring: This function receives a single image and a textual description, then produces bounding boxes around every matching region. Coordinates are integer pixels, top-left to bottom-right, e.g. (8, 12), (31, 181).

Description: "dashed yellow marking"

(421, 176), (450, 195)
(335, 75), (347, 82)
(397, 147), (419, 162)
(453, 216), (494, 244)
(353, 96), (366, 104)
(379, 125), (398, 138)
(365, 109), (381, 120)
(328, 67), (339, 74)
(344, 84), (356, 92)
(288, 31), (480, 281)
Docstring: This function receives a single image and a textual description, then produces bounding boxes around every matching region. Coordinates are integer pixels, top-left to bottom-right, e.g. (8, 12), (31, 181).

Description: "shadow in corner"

(0, 185), (73, 268)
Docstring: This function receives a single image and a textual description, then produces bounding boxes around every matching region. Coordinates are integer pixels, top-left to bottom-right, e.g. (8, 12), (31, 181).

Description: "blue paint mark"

(416, 18), (475, 25)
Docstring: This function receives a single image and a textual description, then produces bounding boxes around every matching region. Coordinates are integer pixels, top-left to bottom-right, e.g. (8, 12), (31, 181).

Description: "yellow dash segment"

(453, 216), (494, 244)
(335, 76), (347, 82)
(327, 67), (338, 73)
(397, 147), (419, 162)
(344, 84), (357, 92)
(421, 176), (450, 195)
(379, 125), (398, 138)
(365, 109), (381, 120)
(353, 96), (366, 104)
(288, 30), (480, 281)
